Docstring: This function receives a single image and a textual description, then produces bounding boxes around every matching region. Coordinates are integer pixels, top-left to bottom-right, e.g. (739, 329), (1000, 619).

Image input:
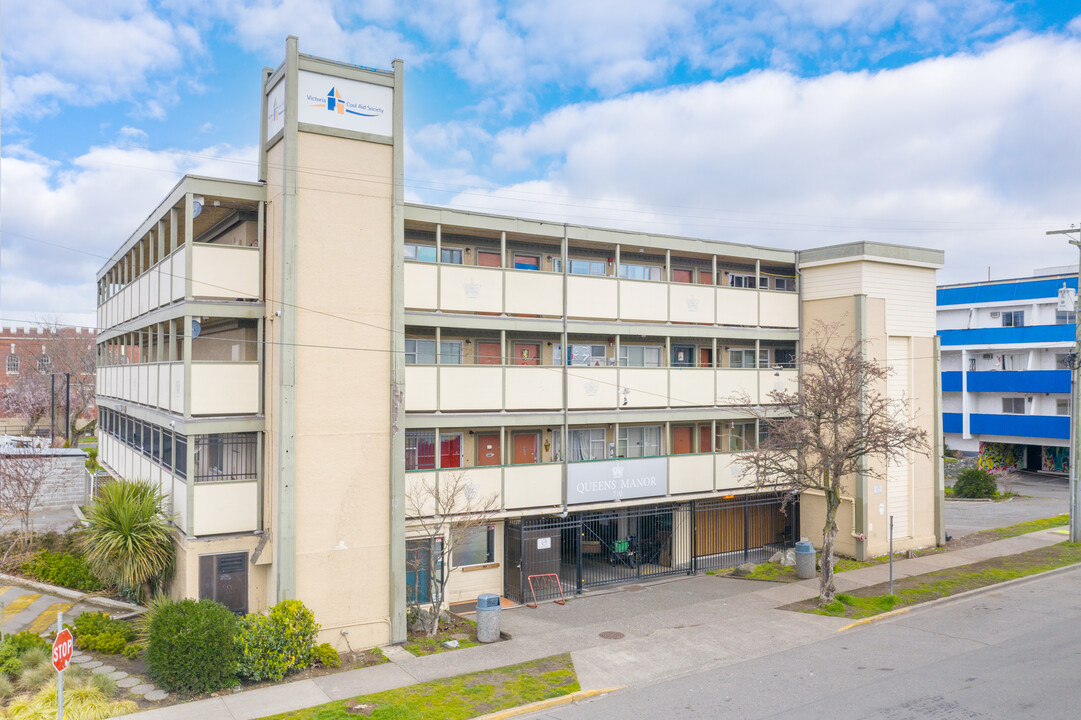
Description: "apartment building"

(94, 38), (944, 649)
(939, 267), (1077, 472)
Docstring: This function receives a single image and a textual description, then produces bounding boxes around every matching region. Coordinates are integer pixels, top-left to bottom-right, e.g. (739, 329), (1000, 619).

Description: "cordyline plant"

(81, 479), (176, 601)
(733, 321), (929, 606)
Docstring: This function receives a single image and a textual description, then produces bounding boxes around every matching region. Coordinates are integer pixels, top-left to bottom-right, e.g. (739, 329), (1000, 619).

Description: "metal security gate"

(505, 494), (798, 603)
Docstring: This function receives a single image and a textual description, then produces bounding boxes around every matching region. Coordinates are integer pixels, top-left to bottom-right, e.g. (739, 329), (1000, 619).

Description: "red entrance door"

(699, 348), (712, 368)
(673, 426), (693, 455)
(513, 434), (539, 464)
(477, 342), (501, 365)
(478, 251), (501, 267)
(672, 268), (693, 284)
(440, 435), (462, 468)
(514, 343), (539, 365)
(699, 425), (713, 453)
(477, 433), (501, 466)
(700, 271), (713, 286)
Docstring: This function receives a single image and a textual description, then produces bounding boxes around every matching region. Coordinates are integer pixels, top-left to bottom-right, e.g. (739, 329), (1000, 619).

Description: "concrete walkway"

(113, 528), (1068, 720)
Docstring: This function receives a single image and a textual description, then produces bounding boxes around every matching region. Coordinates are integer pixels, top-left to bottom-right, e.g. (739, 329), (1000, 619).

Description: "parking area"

(946, 471), (1069, 538)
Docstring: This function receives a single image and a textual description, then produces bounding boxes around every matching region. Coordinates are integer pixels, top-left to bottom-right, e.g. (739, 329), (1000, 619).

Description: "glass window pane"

(439, 341), (462, 365)
(416, 246), (438, 262)
(406, 430), (436, 470)
(455, 526), (491, 567)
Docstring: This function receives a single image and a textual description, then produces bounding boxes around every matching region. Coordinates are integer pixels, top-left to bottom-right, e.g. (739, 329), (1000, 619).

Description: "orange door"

(477, 433), (501, 466)
(672, 268), (693, 284)
(513, 433), (539, 464)
(673, 426), (693, 455)
(478, 251), (501, 267)
(700, 271), (713, 285)
(514, 343), (539, 365)
(477, 342), (502, 365)
(699, 348), (712, 368)
(699, 425), (713, 453)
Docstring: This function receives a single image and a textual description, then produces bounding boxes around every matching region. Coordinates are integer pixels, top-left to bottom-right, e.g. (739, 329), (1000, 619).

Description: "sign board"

(52, 628), (73, 672)
(536, 537), (551, 550)
(566, 457), (668, 505)
(266, 79), (286, 139)
(1058, 286), (1076, 312)
(297, 71), (393, 137)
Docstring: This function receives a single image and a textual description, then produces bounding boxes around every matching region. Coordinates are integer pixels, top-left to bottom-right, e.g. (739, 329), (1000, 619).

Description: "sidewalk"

(114, 528), (1069, 720)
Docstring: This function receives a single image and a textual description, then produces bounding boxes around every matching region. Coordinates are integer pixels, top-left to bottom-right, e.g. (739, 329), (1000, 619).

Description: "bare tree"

(0, 448), (58, 551)
(405, 471), (499, 636)
(733, 321), (929, 606)
(1, 373), (53, 436)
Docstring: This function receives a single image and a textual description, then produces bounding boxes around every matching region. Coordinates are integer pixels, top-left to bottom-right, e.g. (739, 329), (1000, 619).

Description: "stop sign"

(52, 629), (74, 672)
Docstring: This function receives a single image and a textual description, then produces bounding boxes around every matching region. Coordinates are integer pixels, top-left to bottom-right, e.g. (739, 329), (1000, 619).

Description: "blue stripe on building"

(937, 277), (1078, 306)
(968, 413), (1070, 440)
(939, 325), (1076, 346)
(941, 370), (1071, 393)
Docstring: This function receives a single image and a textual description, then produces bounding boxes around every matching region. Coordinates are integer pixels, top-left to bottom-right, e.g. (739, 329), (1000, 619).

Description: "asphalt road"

(945, 471), (1069, 537)
(537, 564), (1081, 719)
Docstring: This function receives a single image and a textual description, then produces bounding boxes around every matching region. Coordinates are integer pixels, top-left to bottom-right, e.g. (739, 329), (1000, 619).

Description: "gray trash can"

(794, 541), (816, 579)
(476, 593), (501, 643)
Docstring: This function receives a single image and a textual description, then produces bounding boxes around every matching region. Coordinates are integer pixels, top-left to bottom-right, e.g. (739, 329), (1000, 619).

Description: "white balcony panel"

(505, 367), (562, 411)
(716, 370), (758, 405)
(190, 362), (260, 415)
(452, 467), (502, 510)
(157, 263), (171, 307)
(715, 453), (756, 491)
(619, 280), (668, 322)
(439, 366), (503, 411)
(440, 265), (502, 314)
(669, 454), (714, 494)
(170, 363), (183, 412)
(148, 270), (160, 313)
(567, 276), (617, 320)
(193, 481), (258, 535)
(122, 286), (133, 323)
(717, 288), (758, 326)
(404, 366), (437, 412)
(137, 365), (150, 405)
(568, 368), (618, 409)
(760, 291), (799, 328)
(172, 476), (188, 532)
(505, 270), (562, 316)
(171, 252), (186, 301)
(670, 284), (716, 324)
(138, 275), (150, 316)
(620, 368), (667, 408)
(504, 463), (562, 509)
(670, 369), (714, 407)
(148, 365), (159, 407)
(405, 472), (437, 517)
(760, 369), (798, 403)
(158, 365), (171, 412)
(404, 263), (438, 311)
(191, 245), (260, 299)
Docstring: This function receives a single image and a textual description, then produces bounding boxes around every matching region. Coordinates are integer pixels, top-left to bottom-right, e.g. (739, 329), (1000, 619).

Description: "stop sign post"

(53, 611), (71, 720)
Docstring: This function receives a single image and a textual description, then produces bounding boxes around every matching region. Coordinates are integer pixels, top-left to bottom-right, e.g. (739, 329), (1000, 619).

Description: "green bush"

(0, 643), (21, 680)
(311, 642), (341, 668)
(954, 468), (998, 499)
(72, 611), (137, 656)
(21, 550), (105, 592)
(123, 643), (143, 660)
(2, 632), (49, 658)
(147, 598), (239, 694)
(235, 599), (320, 682)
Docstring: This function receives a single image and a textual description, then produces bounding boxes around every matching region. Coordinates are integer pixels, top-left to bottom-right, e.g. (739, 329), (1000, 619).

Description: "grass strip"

(805, 541), (1081, 619)
(990, 514), (1069, 539)
(258, 654), (579, 720)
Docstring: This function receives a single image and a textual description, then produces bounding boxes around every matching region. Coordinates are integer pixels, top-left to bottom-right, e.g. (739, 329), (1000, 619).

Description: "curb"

(835, 560), (1081, 632)
(472, 687), (623, 720)
(0, 572), (144, 613)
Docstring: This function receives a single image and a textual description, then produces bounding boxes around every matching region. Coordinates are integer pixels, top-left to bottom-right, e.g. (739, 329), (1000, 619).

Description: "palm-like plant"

(81, 480), (176, 601)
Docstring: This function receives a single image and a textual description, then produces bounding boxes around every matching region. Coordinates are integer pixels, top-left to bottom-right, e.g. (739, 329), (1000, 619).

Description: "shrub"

(147, 598), (238, 694)
(122, 644), (143, 660)
(235, 599), (320, 682)
(954, 468), (998, 499)
(21, 550), (105, 592)
(311, 643), (341, 668)
(18, 647), (49, 672)
(0, 643), (21, 680)
(2, 632), (49, 658)
(72, 612), (136, 655)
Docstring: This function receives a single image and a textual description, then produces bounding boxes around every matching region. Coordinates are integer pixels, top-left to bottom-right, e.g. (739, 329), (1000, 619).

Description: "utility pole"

(1046, 226), (1081, 543)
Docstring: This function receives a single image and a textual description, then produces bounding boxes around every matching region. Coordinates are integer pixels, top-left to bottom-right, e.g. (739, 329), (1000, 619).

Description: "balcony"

(939, 325), (1075, 347)
(403, 366), (797, 412)
(943, 411), (1069, 440)
(96, 361), (260, 416)
(941, 370), (1070, 394)
(404, 262), (799, 327)
(405, 451), (759, 514)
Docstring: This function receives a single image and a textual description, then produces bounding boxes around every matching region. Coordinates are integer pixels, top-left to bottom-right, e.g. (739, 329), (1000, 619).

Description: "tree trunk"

(819, 488), (841, 606)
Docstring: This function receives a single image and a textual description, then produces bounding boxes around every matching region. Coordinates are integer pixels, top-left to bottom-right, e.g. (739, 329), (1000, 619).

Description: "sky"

(3, 0), (1081, 327)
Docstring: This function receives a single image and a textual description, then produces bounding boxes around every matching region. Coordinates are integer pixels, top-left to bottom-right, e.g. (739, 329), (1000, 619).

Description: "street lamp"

(1046, 226), (1081, 543)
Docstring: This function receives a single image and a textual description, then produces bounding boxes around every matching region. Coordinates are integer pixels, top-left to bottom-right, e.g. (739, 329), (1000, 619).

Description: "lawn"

(258, 654), (580, 720)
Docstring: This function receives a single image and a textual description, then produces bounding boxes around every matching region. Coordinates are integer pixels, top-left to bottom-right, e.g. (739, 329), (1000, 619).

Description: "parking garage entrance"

(504, 493), (797, 603)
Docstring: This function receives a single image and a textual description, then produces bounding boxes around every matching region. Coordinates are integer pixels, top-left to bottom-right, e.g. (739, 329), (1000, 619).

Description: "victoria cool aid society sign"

(297, 71), (393, 137)
(566, 457), (668, 504)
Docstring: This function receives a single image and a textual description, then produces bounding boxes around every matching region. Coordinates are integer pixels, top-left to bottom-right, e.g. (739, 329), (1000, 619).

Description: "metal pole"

(65, 372), (71, 442)
(49, 374), (55, 442)
(889, 515), (894, 596)
(1048, 227), (1081, 544)
(57, 609), (64, 720)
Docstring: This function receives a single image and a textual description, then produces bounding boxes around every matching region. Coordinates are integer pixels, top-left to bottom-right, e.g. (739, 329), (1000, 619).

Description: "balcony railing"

(404, 263), (798, 327)
(96, 361), (260, 416)
(938, 325), (1075, 347)
(941, 370), (1070, 394)
(943, 411), (1069, 440)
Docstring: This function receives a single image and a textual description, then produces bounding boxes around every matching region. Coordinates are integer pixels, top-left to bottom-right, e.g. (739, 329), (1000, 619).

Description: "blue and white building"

(938, 267), (1077, 473)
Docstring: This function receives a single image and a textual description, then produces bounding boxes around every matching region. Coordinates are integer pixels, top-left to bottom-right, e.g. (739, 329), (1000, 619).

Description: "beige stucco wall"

(171, 533), (268, 617)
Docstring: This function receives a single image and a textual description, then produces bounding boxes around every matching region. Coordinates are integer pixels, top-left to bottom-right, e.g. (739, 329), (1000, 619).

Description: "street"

(533, 565), (1081, 719)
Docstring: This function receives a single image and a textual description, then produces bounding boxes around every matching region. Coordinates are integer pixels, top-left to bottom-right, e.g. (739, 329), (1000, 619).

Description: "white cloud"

(0, 143), (257, 318)
(440, 32), (1081, 284)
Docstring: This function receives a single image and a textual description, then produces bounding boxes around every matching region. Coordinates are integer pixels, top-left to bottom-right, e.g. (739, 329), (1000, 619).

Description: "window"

(619, 263), (662, 281)
(5, 355), (18, 374)
(175, 435), (187, 479)
(454, 525), (495, 567)
(618, 425), (662, 458)
(438, 341), (462, 365)
(728, 274), (756, 289)
(193, 433), (258, 482)
(513, 255), (539, 271)
(773, 277), (794, 292)
(1058, 399), (1070, 415)
(141, 423), (153, 456)
(407, 537), (442, 604)
(406, 338), (450, 365)
(1057, 310), (1076, 324)
(406, 430), (436, 471)
(37, 355), (51, 372)
(404, 244), (438, 262)
(441, 248), (463, 264)
(1002, 398), (1026, 414)
(569, 344), (607, 366)
(1001, 311), (1024, 327)
(1002, 353), (1026, 371)
(719, 420), (757, 452)
(162, 430), (173, 470)
(774, 348), (797, 369)
(729, 349), (756, 368)
(758, 276), (769, 290)
(671, 345), (695, 368)
(199, 552), (248, 615)
(619, 345), (663, 367)
(969, 356), (977, 371)
(568, 259), (606, 276)
(565, 427), (607, 461)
